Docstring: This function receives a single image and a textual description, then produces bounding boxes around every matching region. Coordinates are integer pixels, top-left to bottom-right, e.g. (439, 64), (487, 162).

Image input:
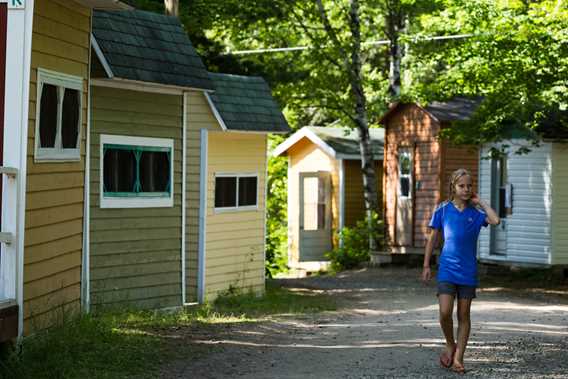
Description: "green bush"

(325, 212), (384, 271)
(265, 135), (289, 278)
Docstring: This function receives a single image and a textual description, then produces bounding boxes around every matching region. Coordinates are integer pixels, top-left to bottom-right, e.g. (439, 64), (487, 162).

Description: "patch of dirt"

(159, 267), (568, 378)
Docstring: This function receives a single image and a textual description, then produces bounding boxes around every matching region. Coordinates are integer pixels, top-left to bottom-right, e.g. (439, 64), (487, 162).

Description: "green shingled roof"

(92, 10), (213, 90)
(308, 126), (384, 157)
(208, 73), (290, 133)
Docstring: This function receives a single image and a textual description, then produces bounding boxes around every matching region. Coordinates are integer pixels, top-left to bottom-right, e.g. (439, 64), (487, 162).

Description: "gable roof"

(380, 96), (484, 125)
(273, 126), (384, 159)
(92, 10), (213, 90)
(206, 73), (290, 133)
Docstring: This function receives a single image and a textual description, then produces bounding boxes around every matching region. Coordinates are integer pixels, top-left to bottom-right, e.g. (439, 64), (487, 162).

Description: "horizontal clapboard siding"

(23, 0), (91, 334)
(343, 160), (382, 228)
(479, 142), (552, 264)
(204, 132), (266, 300)
(89, 86), (183, 310)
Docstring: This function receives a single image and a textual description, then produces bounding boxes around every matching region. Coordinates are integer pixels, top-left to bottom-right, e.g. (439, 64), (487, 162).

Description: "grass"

(0, 280), (335, 379)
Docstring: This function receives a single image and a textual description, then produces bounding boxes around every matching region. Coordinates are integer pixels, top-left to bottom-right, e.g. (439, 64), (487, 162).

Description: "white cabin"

(478, 140), (568, 266)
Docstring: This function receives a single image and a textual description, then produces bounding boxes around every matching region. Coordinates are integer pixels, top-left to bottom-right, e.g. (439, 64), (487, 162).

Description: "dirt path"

(160, 267), (568, 378)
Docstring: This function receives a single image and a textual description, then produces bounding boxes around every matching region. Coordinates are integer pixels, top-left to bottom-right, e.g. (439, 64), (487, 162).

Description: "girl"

(422, 168), (500, 374)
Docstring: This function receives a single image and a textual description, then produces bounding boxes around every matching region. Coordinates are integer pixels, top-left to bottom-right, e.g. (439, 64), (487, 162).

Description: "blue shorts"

(437, 281), (477, 299)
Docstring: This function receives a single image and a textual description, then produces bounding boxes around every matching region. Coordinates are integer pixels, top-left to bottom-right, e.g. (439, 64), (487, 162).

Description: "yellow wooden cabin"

(195, 73), (290, 301)
(0, 0), (131, 340)
(274, 127), (384, 270)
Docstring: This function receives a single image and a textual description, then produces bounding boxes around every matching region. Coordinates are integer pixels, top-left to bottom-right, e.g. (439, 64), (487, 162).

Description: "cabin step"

(0, 166), (18, 178)
(0, 232), (13, 245)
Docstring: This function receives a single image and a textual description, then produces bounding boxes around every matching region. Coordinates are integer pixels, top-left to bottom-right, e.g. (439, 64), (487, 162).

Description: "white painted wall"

(478, 141), (552, 265)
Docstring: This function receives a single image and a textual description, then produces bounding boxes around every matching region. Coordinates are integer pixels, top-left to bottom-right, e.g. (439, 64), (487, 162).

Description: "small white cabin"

(478, 137), (568, 267)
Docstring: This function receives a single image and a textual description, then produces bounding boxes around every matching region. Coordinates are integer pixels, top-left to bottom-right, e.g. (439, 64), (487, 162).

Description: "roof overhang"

(73, 0), (133, 10)
(273, 127), (384, 159)
(273, 127), (337, 158)
(203, 92), (289, 134)
(378, 102), (440, 125)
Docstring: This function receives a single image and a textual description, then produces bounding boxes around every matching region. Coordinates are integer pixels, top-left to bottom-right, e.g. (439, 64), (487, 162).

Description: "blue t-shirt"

(429, 201), (489, 286)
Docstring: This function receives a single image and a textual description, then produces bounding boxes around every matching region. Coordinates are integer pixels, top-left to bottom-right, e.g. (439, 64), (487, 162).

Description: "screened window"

(215, 174), (258, 210)
(35, 69), (82, 161)
(100, 135), (174, 208)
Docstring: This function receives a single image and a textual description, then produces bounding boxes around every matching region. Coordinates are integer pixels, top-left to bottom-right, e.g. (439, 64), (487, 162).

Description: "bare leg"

(453, 298), (473, 372)
(438, 294), (456, 366)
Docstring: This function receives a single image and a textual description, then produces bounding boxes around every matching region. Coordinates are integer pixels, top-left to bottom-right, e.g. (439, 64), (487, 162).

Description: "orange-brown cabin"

(381, 97), (482, 256)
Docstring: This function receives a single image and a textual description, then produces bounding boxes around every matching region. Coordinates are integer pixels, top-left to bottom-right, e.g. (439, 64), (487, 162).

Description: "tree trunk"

(349, 0), (380, 252)
(164, 0), (179, 17)
(386, 0), (404, 99)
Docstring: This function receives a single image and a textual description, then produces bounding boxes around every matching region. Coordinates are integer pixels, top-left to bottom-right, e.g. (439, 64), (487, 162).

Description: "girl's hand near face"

(470, 192), (481, 206)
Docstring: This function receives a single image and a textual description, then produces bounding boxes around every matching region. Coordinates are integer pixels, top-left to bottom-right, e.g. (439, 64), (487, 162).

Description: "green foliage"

(0, 314), (161, 379)
(325, 212), (384, 271)
(406, 0), (568, 150)
(265, 135), (289, 277)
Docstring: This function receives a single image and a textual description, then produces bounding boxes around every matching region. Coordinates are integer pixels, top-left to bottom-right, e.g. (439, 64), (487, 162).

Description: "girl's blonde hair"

(448, 168), (473, 203)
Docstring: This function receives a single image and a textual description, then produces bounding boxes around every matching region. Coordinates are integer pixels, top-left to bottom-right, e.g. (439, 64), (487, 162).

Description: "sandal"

(439, 346), (456, 368)
(451, 361), (466, 374)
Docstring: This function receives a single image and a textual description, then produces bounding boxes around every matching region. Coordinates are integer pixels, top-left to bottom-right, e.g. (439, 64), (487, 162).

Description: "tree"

(405, 0), (568, 150)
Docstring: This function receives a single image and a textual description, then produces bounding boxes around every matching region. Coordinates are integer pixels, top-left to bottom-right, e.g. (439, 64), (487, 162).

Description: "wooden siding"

(384, 104), (441, 250)
(478, 143), (552, 264)
(205, 132), (266, 301)
(89, 86), (183, 310)
(287, 138), (338, 265)
(440, 142), (479, 201)
(550, 144), (568, 264)
(343, 160), (383, 227)
(23, 0), (91, 333)
(184, 91), (222, 302)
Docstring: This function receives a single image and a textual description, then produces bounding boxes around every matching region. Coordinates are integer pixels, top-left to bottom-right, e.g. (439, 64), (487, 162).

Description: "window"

(214, 174), (258, 210)
(35, 69), (83, 161)
(398, 148), (412, 198)
(100, 135), (174, 208)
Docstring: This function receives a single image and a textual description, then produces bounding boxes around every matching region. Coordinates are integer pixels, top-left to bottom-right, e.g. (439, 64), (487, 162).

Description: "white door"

(299, 172), (331, 261)
(395, 147), (413, 246)
(490, 156), (507, 256)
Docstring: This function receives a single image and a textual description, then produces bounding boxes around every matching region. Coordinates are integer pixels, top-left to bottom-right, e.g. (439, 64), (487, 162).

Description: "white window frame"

(34, 68), (83, 162)
(398, 148), (412, 199)
(214, 172), (259, 213)
(99, 134), (174, 208)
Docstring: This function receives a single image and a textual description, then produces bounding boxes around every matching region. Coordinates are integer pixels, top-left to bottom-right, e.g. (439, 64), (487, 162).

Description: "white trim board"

(273, 127), (336, 158)
(2, 0), (35, 338)
(181, 92), (187, 305)
(204, 92), (227, 131)
(91, 78), (212, 96)
(90, 34), (114, 79)
(273, 127), (384, 160)
(197, 129), (208, 303)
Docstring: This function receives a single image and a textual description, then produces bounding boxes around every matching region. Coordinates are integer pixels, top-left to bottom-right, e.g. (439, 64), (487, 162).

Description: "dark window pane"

(103, 148), (136, 192)
(39, 84), (58, 148)
(399, 154), (411, 175)
(61, 88), (80, 148)
(317, 203), (326, 229)
(238, 177), (257, 207)
(400, 177), (410, 197)
(215, 177), (236, 207)
(139, 151), (170, 192)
